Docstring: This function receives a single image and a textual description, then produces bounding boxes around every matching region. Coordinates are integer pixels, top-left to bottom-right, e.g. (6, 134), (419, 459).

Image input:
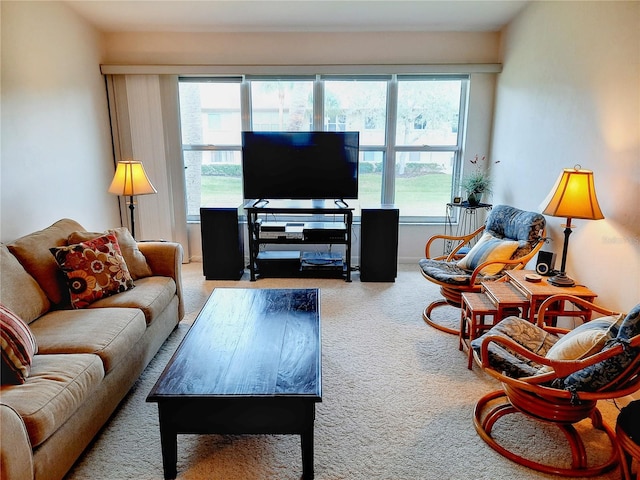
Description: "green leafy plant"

(461, 170), (493, 196)
(460, 154), (495, 196)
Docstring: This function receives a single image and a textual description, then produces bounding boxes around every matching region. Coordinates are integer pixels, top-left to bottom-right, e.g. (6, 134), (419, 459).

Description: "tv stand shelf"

(244, 200), (354, 282)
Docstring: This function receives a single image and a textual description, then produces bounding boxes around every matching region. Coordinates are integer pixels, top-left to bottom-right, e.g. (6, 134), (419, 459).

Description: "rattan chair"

(419, 204), (546, 334)
(472, 295), (640, 476)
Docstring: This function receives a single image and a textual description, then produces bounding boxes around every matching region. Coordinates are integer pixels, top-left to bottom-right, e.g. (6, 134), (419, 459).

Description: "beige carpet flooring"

(66, 263), (630, 480)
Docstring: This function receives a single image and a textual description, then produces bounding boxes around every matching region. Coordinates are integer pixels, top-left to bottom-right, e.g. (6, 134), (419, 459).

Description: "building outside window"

(178, 74), (467, 221)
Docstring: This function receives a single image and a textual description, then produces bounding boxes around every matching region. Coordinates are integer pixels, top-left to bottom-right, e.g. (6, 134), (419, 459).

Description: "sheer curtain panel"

(106, 74), (189, 260)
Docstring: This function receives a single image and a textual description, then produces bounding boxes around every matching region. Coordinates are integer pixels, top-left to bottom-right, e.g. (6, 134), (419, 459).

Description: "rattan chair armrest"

(424, 225), (485, 259)
(536, 294), (620, 328)
(479, 330), (640, 389)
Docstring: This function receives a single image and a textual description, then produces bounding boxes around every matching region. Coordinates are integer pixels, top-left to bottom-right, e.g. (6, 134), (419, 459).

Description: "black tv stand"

(244, 199), (353, 282)
(334, 199), (349, 209)
(252, 199), (269, 208)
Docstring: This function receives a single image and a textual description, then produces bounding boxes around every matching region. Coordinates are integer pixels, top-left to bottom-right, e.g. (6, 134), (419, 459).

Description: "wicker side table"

(482, 280), (531, 322)
(460, 292), (498, 369)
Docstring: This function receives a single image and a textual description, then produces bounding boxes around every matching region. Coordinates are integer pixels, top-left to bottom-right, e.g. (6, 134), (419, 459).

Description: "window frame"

(179, 73), (469, 223)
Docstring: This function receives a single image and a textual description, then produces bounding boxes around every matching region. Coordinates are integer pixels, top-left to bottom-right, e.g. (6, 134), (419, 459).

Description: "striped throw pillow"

(1, 304), (38, 384)
(457, 232), (520, 276)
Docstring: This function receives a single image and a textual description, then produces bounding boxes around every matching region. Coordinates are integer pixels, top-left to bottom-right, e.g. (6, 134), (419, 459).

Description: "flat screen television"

(241, 131), (359, 203)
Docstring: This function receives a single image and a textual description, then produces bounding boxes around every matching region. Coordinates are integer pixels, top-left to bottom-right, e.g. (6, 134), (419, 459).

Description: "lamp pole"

(549, 218), (575, 287)
(129, 195), (136, 239)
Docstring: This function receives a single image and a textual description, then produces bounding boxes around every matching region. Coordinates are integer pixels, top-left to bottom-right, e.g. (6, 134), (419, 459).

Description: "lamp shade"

(540, 167), (604, 220)
(108, 161), (157, 196)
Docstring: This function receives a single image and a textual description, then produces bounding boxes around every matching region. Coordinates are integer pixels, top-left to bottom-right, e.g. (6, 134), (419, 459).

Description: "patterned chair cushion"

(471, 316), (558, 378)
(559, 303), (640, 392)
(419, 258), (474, 286)
(418, 258), (507, 286)
(485, 205), (546, 259)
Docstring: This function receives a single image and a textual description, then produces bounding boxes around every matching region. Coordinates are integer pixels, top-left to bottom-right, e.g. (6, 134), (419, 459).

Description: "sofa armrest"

(1, 403), (34, 480)
(137, 242), (184, 320)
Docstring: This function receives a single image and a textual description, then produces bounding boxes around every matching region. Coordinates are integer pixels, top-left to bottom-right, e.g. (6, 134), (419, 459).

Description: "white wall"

(491, 1), (640, 312)
(102, 30), (500, 65)
(0, 1), (119, 242)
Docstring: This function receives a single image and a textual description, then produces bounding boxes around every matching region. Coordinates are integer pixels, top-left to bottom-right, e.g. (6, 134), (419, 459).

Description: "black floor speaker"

(200, 207), (245, 280)
(360, 207), (399, 282)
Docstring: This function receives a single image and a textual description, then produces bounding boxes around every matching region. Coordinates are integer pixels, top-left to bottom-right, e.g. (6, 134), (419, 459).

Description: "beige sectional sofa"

(0, 219), (184, 480)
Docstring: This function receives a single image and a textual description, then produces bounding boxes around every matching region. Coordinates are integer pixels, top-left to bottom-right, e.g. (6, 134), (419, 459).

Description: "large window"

(178, 74), (467, 221)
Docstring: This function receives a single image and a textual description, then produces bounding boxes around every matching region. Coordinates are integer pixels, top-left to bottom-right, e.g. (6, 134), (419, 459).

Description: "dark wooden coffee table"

(147, 288), (322, 479)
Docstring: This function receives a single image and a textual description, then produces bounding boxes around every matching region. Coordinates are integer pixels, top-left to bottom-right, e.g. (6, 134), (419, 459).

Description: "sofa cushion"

(7, 219), (85, 307)
(68, 227), (153, 280)
(0, 244), (50, 323)
(28, 308), (146, 374)
(456, 232), (520, 276)
(50, 233), (134, 309)
(0, 353), (104, 448)
(88, 276), (177, 325)
(1, 305), (38, 385)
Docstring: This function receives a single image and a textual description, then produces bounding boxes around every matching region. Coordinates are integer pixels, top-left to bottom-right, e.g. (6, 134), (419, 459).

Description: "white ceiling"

(64, 0), (531, 33)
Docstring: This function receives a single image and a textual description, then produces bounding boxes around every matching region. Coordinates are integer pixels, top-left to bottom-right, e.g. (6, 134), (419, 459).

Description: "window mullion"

(313, 75), (323, 130)
(240, 79), (251, 131)
(383, 76), (398, 205)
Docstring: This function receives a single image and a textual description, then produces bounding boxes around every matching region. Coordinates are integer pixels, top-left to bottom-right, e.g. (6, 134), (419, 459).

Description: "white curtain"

(106, 74), (189, 260)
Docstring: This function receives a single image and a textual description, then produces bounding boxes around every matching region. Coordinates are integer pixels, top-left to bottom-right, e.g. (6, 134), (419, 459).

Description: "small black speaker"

(360, 207), (399, 282)
(536, 250), (557, 276)
(200, 208), (245, 280)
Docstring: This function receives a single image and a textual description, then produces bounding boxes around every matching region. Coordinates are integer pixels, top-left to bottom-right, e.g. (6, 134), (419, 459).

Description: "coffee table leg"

(301, 429), (314, 480)
(158, 406), (178, 480)
(300, 404), (316, 480)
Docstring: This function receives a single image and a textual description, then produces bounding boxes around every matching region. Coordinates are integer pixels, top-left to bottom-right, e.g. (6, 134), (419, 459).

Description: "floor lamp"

(539, 166), (604, 287)
(108, 161), (157, 239)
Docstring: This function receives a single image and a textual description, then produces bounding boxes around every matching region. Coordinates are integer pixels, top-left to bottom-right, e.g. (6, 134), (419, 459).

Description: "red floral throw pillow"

(50, 233), (134, 309)
(1, 304), (38, 385)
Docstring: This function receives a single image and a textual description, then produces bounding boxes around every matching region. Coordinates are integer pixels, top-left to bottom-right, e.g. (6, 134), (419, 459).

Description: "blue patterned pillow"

(560, 304), (640, 392)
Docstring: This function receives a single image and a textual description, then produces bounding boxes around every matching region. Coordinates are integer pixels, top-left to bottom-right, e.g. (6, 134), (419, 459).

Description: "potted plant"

(460, 155), (494, 205)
